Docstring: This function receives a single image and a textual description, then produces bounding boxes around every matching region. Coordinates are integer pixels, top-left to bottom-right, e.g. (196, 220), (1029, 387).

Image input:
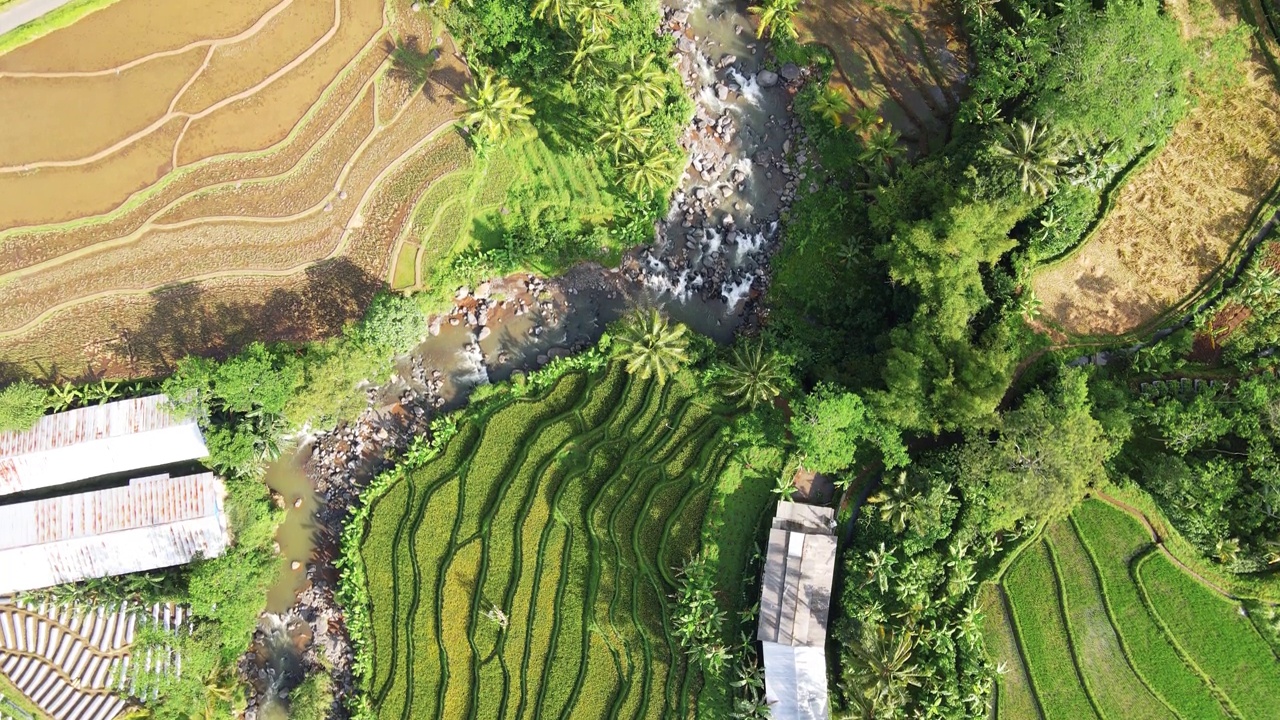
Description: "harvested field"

(0, 0), (471, 376)
(358, 366), (734, 719)
(1031, 5), (1280, 337)
(795, 0), (967, 150)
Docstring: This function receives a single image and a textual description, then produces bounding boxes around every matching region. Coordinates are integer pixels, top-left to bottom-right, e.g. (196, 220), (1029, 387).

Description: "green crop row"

(1044, 521), (1175, 720)
(359, 365), (731, 719)
(1069, 500), (1232, 720)
(1136, 551), (1280, 720)
(1004, 540), (1100, 720)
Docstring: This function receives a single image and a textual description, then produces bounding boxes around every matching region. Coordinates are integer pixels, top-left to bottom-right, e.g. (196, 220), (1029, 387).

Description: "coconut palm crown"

(613, 308), (690, 384)
(991, 119), (1067, 197)
(461, 67), (535, 145)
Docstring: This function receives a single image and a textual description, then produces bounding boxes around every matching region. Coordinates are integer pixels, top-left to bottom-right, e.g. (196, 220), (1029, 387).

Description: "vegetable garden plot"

(358, 366), (734, 719)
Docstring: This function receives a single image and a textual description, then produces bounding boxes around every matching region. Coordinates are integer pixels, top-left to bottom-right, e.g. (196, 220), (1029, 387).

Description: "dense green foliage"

(0, 379), (49, 432)
(1096, 372), (1280, 572)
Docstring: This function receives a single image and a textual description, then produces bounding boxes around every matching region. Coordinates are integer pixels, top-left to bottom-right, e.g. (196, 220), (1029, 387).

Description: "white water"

(726, 68), (763, 107)
(721, 274), (754, 311)
(455, 342), (490, 388)
(734, 230), (767, 264)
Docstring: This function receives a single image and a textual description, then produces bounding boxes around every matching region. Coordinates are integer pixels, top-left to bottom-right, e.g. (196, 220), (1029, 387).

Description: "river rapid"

(242, 1), (810, 716)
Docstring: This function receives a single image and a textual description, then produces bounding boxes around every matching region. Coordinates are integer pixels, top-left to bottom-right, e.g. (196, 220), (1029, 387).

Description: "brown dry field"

(795, 0), (967, 147)
(0, 0), (471, 377)
(1032, 0), (1280, 337)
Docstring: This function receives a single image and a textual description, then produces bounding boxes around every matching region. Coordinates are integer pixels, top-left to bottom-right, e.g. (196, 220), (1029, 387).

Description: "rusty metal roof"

(0, 396), (208, 496)
(0, 474), (229, 594)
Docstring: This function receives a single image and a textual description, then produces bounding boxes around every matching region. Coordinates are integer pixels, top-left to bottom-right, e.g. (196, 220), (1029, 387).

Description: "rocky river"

(241, 0), (812, 715)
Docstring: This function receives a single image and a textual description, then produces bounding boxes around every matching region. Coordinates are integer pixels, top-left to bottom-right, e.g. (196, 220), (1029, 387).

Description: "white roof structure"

(0, 473), (229, 595)
(0, 395), (208, 497)
(758, 501), (837, 720)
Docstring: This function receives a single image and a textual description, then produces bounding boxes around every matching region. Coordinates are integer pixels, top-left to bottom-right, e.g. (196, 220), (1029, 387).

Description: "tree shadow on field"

(116, 258), (383, 376)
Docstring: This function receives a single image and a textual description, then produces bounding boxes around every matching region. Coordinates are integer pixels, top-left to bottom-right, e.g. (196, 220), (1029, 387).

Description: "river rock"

(475, 281), (491, 299)
(478, 327), (492, 341)
(428, 317), (442, 336)
(757, 69), (779, 88)
(455, 286), (470, 300)
(716, 84), (729, 101)
(780, 62), (802, 82)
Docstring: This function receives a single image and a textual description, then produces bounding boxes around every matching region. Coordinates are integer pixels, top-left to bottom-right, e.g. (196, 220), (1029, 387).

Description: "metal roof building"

(0, 473), (230, 595)
(0, 395), (208, 497)
(757, 501), (837, 720)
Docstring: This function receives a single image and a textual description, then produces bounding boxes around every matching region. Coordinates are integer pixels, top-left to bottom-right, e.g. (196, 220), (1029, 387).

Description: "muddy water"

(263, 448), (320, 614)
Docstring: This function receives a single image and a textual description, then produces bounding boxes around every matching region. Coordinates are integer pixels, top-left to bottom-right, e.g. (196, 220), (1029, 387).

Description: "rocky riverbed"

(240, 0), (813, 715)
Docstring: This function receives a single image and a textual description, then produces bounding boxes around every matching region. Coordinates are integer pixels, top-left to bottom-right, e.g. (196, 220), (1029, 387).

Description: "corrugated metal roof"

(761, 643), (830, 720)
(758, 502), (837, 647)
(0, 396), (208, 496)
(0, 474), (229, 595)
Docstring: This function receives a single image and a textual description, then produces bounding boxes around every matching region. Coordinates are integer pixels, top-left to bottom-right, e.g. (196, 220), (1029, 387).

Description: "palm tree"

(810, 85), (849, 128)
(717, 341), (786, 409)
(618, 140), (680, 197)
(1213, 537), (1241, 565)
(613, 308), (690, 383)
(865, 542), (898, 594)
(201, 664), (235, 720)
(842, 624), (923, 718)
(850, 105), (883, 137)
(83, 379), (121, 405)
(860, 126), (903, 172)
(618, 52), (667, 113)
(597, 103), (652, 157)
(992, 119), (1066, 197)
(531, 0), (572, 28)
(567, 36), (614, 81)
(866, 471), (915, 533)
(773, 474), (798, 500)
(1241, 266), (1280, 310)
(575, 0), (622, 40)
(388, 39), (436, 88)
(749, 0), (800, 40)
(49, 382), (82, 411)
(461, 67), (535, 145)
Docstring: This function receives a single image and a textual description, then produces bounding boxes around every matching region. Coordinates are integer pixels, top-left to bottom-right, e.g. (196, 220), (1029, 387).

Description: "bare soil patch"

(1032, 60), (1280, 336)
(795, 0), (967, 147)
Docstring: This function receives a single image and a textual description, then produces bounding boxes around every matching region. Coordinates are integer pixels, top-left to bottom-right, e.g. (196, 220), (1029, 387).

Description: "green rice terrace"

(981, 498), (1280, 720)
(355, 362), (767, 719)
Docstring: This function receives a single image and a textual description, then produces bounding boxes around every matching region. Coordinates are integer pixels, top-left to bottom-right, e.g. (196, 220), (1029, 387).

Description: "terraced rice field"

(795, 0), (968, 150)
(1031, 0), (1280, 336)
(0, 0), (471, 375)
(359, 364), (734, 719)
(388, 137), (617, 291)
(984, 499), (1280, 719)
(0, 599), (186, 720)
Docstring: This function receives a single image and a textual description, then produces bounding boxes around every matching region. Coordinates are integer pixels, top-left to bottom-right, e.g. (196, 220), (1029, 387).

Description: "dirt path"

(0, 0), (77, 39)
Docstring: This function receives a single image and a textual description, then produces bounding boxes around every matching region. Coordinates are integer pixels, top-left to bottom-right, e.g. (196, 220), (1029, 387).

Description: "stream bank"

(241, 0), (812, 716)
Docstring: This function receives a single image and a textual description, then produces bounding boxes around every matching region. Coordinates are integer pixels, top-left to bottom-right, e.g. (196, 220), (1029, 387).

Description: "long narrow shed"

(0, 473), (230, 595)
(0, 395), (208, 497)
(757, 501), (837, 720)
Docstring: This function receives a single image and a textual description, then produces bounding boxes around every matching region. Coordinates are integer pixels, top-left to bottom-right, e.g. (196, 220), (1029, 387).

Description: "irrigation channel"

(243, 0), (809, 716)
